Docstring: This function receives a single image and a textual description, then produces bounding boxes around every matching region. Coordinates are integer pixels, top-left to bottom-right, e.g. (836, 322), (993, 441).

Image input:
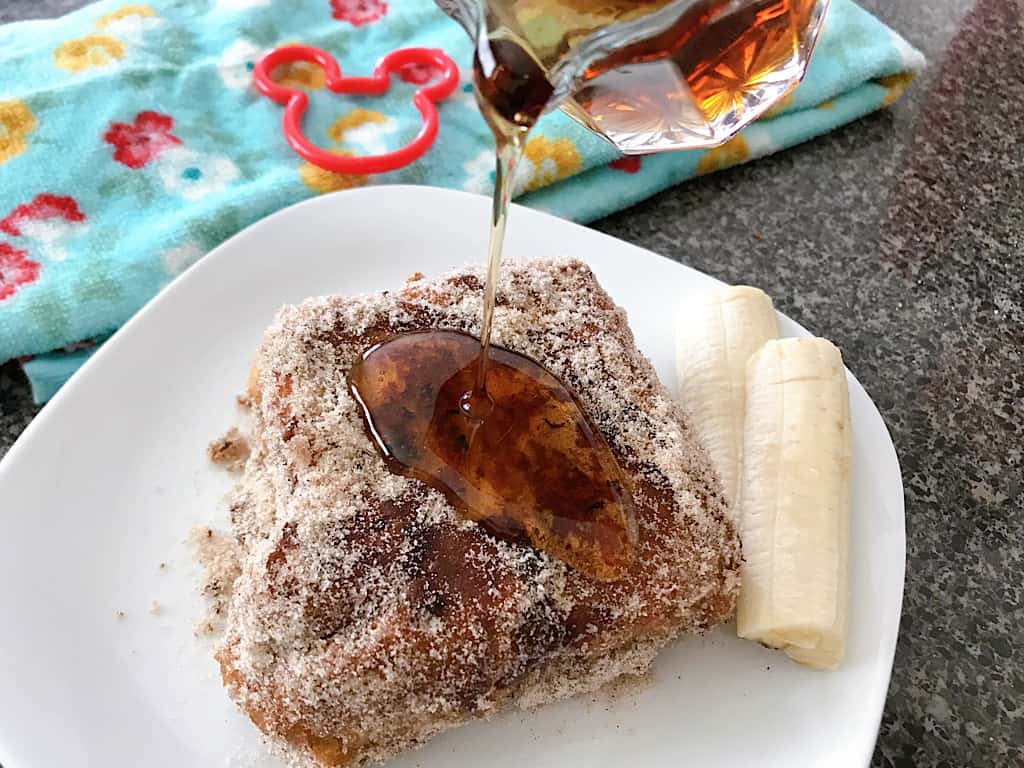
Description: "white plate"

(0, 186), (904, 768)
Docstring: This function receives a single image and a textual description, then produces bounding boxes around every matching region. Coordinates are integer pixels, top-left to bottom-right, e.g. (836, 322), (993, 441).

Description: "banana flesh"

(675, 286), (778, 508)
(736, 338), (851, 670)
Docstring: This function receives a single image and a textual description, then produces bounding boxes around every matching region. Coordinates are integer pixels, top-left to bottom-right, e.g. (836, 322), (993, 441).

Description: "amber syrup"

(349, 331), (637, 580)
(570, 0), (819, 147)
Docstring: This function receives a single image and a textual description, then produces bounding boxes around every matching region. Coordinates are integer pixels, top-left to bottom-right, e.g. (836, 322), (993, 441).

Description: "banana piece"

(675, 286), (778, 508)
(736, 337), (851, 670)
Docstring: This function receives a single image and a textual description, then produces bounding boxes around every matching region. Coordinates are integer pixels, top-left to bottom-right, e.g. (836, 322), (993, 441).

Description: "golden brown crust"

(216, 257), (740, 767)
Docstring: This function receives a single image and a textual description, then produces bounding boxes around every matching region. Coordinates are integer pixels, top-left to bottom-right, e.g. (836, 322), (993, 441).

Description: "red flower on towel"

(0, 194), (88, 262)
(103, 110), (182, 169)
(0, 243), (40, 301)
(1, 194), (86, 236)
(609, 156), (642, 174)
(330, 0), (387, 27)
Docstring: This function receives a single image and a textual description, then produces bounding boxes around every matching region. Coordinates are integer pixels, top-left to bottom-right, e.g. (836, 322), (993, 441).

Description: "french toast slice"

(216, 257), (740, 767)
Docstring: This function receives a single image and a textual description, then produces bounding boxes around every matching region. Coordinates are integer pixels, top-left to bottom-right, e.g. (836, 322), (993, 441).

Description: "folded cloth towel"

(0, 0), (922, 403)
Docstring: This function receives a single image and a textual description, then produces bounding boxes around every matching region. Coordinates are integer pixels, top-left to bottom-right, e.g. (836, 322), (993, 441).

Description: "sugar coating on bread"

(215, 257), (740, 767)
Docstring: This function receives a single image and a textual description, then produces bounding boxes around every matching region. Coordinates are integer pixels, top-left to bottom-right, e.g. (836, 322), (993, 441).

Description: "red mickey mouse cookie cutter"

(253, 45), (459, 175)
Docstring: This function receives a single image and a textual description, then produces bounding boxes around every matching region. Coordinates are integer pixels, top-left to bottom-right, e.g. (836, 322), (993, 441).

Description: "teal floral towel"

(0, 0), (922, 403)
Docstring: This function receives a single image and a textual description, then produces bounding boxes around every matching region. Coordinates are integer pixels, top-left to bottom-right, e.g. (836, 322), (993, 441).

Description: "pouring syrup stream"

(465, 37), (554, 412)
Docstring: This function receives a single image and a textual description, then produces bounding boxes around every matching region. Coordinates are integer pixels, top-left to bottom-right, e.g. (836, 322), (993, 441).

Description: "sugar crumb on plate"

(187, 525), (241, 636)
(207, 427), (250, 472)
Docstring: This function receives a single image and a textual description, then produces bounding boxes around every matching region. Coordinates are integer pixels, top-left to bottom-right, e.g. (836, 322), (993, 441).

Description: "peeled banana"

(675, 286), (778, 507)
(735, 338), (851, 670)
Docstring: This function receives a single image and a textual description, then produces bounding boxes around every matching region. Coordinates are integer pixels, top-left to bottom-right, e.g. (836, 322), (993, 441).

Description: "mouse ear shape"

(253, 45), (459, 175)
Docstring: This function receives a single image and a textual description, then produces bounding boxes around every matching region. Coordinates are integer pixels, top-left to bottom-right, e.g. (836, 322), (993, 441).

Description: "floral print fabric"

(0, 0), (922, 401)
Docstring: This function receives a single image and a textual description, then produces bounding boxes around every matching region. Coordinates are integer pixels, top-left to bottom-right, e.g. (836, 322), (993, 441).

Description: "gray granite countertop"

(1, 0), (1021, 766)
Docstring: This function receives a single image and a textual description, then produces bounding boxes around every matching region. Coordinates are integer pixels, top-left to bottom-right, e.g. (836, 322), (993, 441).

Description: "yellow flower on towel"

(877, 71), (916, 107)
(54, 34), (126, 73)
(327, 109), (397, 155)
(0, 100), (37, 165)
(761, 92), (795, 120)
(271, 40), (327, 91)
(519, 136), (581, 193)
(697, 135), (749, 176)
(299, 150), (370, 194)
(328, 109), (389, 142)
(271, 60), (327, 90)
(94, 4), (157, 28)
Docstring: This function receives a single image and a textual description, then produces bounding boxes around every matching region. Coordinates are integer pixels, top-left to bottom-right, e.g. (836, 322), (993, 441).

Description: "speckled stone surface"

(0, 0), (1021, 766)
